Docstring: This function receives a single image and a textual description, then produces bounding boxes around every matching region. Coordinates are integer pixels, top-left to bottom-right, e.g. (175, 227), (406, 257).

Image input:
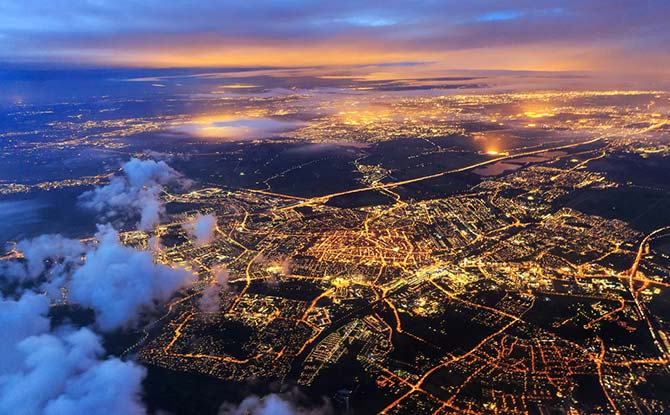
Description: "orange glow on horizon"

(70, 42), (605, 75)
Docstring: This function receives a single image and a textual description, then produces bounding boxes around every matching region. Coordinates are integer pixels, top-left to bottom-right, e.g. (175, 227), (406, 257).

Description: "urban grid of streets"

(3, 89), (670, 414)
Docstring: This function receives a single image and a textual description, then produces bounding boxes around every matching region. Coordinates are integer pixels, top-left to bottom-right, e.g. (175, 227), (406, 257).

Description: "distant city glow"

(171, 115), (302, 140)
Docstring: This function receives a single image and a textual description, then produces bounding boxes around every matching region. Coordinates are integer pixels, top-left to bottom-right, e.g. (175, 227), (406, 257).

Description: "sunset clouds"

(0, 1), (668, 74)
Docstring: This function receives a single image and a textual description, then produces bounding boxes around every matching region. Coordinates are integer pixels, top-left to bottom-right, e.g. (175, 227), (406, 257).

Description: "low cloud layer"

(183, 213), (218, 246)
(0, 223), (192, 413)
(198, 265), (229, 312)
(0, 293), (146, 415)
(79, 158), (188, 231)
(69, 225), (196, 331)
(1, 225), (195, 331)
(0, 292), (50, 373)
(0, 155), (326, 413)
(1, 234), (85, 284)
(0, 223), (194, 414)
(219, 389), (332, 415)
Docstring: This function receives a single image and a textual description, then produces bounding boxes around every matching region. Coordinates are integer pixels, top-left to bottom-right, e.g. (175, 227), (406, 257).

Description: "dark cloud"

(79, 158), (189, 231)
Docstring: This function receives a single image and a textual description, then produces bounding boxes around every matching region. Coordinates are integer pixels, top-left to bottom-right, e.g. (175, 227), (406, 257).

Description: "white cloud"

(79, 158), (189, 231)
(0, 293), (147, 415)
(183, 213), (218, 246)
(0, 234), (85, 284)
(43, 357), (146, 415)
(219, 389), (332, 415)
(0, 292), (50, 373)
(198, 265), (229, 312)
(1, 224), (196, 332)
(69, 225), (196, 331)
(198, 284), (222, 312)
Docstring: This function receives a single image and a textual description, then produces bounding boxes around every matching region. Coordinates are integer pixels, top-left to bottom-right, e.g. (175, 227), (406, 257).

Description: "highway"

(269, 135), (607, 211)
(625, 225), (670, 359)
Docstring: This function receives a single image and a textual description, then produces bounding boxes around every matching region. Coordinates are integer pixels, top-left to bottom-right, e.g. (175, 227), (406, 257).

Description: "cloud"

(2, 224), (196, 331)
(218, 389), (332, 415)
(183, 213), (218, 246)
(198, 265), (229, 312)
(42, 356), (146, 415)
(141, 149), (175, 162)
(69, 225), (196, 331)
(0, 159), (198, 414)
(0, 220), (193, 412)
(79, 158), (189, 231)
(213, 266), (230, 287)
(198, 284), (221, 313)
(0, 1), (669, 73)
(0, 293), (147, 415)
(281, 257), (293, 276)
(0, 292), (50, 373)
(0, 234), (85, 284)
